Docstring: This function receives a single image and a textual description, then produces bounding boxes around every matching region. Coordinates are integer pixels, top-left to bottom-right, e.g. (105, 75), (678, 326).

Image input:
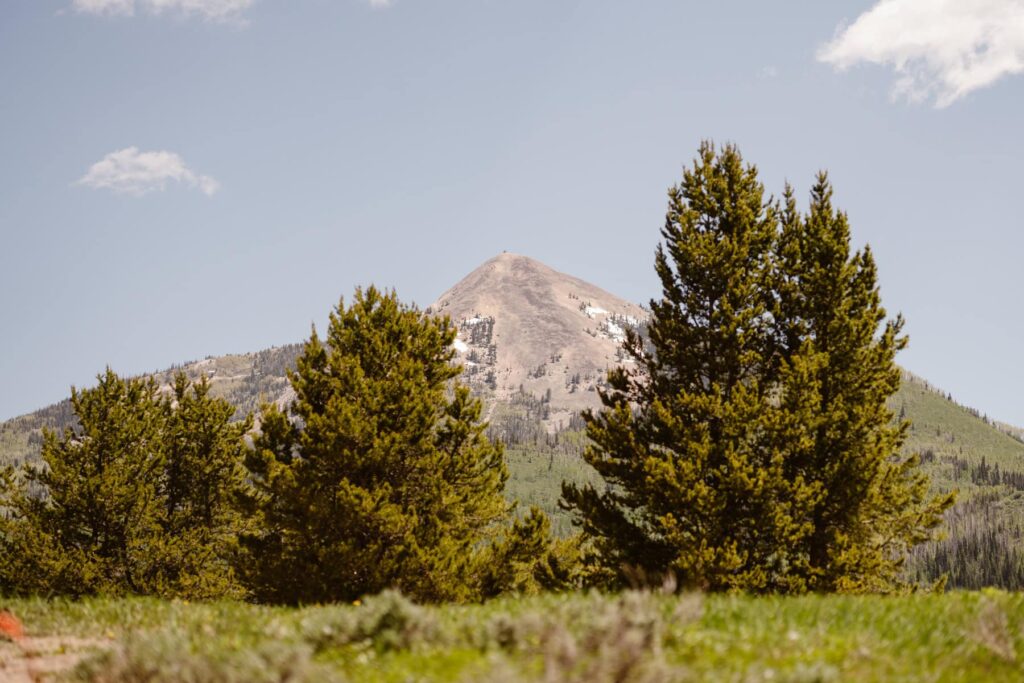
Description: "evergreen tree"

(476, 507), (583, 598)
(153, 374), (254, 599)
(240, 286), (530, 604)
(562, 143), (789, 590)
(774, 175), (954, 591)
(562, 142), (952, 593)
(0, 370), (251, 598)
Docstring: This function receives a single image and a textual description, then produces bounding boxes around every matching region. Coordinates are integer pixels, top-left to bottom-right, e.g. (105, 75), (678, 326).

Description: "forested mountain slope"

(0, 345), (301, 468)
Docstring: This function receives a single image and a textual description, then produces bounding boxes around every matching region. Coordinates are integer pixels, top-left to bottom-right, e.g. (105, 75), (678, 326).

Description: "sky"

(1, 0), (1023, 425)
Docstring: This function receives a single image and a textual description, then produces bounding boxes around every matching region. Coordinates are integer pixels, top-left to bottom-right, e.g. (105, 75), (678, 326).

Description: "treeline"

(919, 450), (1024, 491)
(908, 452), (1024, 589)
(216, 345), (302, 418)
(2, 398), (78, 441)
(907, 492), (1024, 590)
(2, 143), (956, 601)
(1, 345), (307, 469)
(955, 455), (1024, 490)
(0, 288), (579, 604)
(487, 388), (587, 455)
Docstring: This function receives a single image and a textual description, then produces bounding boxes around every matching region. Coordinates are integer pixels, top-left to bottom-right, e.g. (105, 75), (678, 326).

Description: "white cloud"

(71, 0), (254, 22)
(76, 147), (220, 197)
(72, 0), (135, 16)
(818, 0), (1024, 107)
(71, 0), (390, 21)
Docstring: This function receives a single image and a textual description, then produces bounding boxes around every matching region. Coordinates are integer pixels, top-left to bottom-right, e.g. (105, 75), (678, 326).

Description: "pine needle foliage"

(476, 507), (584, 599)
(562, 142), (953, 593)
(0, 370), (251, 599)
(773, 176), (955, 591)
(239, 286), (564, 604)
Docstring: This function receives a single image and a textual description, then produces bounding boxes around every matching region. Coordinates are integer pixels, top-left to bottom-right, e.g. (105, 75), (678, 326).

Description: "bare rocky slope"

(428, 252), (647, 427)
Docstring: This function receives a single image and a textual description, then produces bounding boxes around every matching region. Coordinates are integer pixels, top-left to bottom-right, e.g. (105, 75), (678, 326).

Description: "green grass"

(4, 590), (1024, 682)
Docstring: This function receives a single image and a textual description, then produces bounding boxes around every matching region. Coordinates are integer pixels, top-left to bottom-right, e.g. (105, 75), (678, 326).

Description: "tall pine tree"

(239, 286), (552, 604)
(774, 175), (954, 591)
(154, 374), (254, 598)
(562, 143), (952, 592)
(562, 143), (792, 590)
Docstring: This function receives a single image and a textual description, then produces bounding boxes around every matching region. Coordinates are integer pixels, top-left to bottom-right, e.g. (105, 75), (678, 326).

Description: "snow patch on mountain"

(601, 319), (626, 342)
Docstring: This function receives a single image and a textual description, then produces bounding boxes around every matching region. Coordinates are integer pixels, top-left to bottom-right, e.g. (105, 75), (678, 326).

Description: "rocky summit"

(429, 253), (647, 426)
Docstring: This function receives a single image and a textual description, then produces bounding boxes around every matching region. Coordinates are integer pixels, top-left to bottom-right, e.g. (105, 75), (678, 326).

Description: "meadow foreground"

(1, 590), (1021, 682)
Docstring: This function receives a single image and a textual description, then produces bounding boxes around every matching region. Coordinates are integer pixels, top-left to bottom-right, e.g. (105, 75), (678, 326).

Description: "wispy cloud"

(76, 147), (220, 197)
(71, 0), (255, 22)
(72, 0), (135, 15)
(818, 0), (1024, 107)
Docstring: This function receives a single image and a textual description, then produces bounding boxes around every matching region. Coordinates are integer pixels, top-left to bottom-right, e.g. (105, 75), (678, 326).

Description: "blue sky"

(1, 0), (1022, 425)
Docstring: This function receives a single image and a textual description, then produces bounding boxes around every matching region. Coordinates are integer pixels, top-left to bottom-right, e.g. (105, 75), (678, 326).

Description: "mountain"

(3, 253), (1024, 586)
(2, 252), (1021, 468)
(428, 252), (647, 427)
(0, 346), (301, 468)
(2, 252), (1022, 473)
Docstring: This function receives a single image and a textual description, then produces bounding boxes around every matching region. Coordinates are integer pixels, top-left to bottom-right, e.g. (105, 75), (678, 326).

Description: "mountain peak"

(489, 251), (531, 262)
(431, 254), (648, 424)
(459, 251), (560, 281)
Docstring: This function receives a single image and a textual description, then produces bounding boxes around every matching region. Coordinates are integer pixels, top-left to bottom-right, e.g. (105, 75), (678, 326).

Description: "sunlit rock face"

(429, 252), (648, 427)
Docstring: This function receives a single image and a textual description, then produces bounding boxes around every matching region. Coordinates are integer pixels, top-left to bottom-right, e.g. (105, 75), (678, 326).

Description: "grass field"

(2, 590), (1023, 682)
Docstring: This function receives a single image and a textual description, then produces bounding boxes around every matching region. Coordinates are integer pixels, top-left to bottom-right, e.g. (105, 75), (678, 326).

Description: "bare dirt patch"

(0, 637), (109, 683)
